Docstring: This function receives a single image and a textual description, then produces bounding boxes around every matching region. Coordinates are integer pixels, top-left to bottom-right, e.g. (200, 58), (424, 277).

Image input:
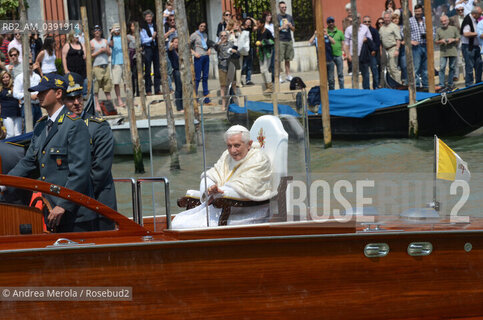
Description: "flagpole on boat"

(315, 0), (332, 148)
(199, 100), (210, 227)
(432, 134), (440, 211)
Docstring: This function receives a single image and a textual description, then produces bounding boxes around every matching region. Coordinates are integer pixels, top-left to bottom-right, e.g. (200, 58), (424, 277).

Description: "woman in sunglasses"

(6, 48), (21, 80)
(217, 11), (232, 39)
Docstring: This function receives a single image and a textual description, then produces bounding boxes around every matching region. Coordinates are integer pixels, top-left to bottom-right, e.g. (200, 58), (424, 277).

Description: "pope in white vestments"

(172, 125), (274, 228)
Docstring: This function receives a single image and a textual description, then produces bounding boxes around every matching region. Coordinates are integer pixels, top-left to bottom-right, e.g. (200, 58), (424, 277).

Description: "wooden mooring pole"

(315, 0), (332, 148)
(270, 0), (280, 115)
(118, 0), (145, 173)
(155, 0), (180, 170)
(80, 3), (92, 94)
(19, 0), (32, 132)
(402, 0), (418, 138)
(174, 0), (196, 152)
(134, 22), (148, 118)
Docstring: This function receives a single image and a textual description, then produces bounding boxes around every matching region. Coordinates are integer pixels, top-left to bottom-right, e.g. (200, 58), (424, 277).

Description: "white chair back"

(250, 115), (288, 193)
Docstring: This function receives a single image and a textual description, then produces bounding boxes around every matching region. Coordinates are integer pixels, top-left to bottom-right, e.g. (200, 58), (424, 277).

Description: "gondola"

(227, 82), (483, 139)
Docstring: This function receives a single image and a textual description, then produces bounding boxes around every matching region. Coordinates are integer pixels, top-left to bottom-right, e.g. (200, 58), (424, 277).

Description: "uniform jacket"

(85, 115), (117, 210)
(9, 106), (96, 228)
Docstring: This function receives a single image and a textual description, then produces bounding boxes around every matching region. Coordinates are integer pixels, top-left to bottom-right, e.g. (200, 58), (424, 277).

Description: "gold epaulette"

(88, 116), (105, 123)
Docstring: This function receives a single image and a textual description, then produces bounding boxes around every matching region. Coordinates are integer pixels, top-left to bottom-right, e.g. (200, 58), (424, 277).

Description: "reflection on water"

(112, 122), (482, 219)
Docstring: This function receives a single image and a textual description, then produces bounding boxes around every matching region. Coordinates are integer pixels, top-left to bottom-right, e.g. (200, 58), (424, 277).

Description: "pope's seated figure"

(172, 125), (274, 228)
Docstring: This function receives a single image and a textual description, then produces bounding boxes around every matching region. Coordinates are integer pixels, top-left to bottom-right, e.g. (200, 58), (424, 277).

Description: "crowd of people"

(326, 0), (483, 91)
(3, 1), (483, 139)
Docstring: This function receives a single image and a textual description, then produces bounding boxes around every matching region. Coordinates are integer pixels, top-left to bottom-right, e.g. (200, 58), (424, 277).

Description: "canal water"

(111, 120), (482, 221)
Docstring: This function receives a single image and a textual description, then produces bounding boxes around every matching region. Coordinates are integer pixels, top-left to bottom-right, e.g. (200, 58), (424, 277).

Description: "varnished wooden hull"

(1, 228), (482, 319)
(0, 175), (482, 319)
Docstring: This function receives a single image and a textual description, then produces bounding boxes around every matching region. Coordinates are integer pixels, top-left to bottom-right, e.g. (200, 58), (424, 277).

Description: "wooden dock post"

(402, 0), (418, 138)
(315, 0), (332, 148)
(118, 0), (145, 173)
(174, 0), (196, 152)
(19, 0), (32, 132)
(270, 0), (280, 115)
(134, 22), (147, 119)
(350, 0), (359, 89)
(80, 3), (92, 94)
(424, 0), (436, 93)
(155, 0), (180, 170)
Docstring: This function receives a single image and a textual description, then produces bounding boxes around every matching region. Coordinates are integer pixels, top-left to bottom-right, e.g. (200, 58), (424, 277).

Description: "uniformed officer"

(8, 73), (98, 232)
(64, 72), (116, 230)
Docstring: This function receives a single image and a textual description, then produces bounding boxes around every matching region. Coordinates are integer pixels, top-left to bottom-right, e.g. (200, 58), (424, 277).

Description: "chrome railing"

(114, 177), (170, 230)
(136, 177), (171, 231)
(113, 178), (139, 223)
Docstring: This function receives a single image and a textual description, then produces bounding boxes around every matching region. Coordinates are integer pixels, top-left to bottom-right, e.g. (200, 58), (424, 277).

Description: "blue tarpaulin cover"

(228, 88), (439, 118)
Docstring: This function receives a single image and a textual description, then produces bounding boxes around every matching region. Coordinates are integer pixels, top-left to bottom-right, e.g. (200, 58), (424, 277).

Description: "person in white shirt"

(35, 36), (57, 76)
(13, 59), (42, 128)
(163, 1), (175, 24)
(7, 32), (22, 62)
(456, 0), (475, 16)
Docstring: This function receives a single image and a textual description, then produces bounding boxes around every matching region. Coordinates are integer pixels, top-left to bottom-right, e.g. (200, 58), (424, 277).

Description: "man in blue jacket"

(363, 16), (381, 89)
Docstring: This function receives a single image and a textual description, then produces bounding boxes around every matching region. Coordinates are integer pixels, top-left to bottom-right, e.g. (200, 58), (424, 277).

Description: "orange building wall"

(320, 0), (414, 31)
(43, 0), (66, 59)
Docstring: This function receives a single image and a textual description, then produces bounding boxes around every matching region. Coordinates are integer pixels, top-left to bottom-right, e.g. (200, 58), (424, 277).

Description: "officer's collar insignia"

(58, 114), (65, 123)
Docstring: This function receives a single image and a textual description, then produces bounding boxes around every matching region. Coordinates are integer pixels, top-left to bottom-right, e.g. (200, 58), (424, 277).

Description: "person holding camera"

(435, 15), (460, 89)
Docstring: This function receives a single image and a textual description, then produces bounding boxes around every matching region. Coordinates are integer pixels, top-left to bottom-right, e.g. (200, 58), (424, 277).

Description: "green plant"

(55, 57), (64, 75)
(0, 0), (20, 19)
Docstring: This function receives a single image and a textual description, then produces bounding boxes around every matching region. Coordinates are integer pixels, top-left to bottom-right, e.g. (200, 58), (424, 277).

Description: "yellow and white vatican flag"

(436, 137), (471, 182)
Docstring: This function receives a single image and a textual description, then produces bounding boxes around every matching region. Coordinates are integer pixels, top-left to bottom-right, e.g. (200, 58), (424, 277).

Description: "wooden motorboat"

(0, 174), (482, 319)
(227, 83), (483, 139)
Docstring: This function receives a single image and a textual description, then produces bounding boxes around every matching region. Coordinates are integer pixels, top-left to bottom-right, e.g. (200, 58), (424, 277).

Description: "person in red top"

(0, 34), (12, 65)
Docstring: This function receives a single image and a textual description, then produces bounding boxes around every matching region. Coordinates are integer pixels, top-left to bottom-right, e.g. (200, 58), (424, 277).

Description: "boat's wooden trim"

(0, 174), (147, 234)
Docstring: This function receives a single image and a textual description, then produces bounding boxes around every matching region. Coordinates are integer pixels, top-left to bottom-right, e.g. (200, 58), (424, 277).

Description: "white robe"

(172, 147), (274, 229)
